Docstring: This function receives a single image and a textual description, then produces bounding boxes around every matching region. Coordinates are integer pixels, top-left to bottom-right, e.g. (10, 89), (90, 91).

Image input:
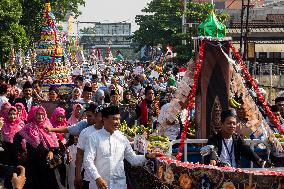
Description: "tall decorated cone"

(198, 11), (226, 38)
(35, 2), (71, 84)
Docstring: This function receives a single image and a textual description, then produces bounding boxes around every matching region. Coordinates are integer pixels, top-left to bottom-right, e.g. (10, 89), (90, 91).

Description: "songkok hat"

(144, 85), (154, 94)
(221, 109), (237, 122)
(49, 86), (59, 94)
(0, 84), (8, 94)
(101, 106), (120, 117)
(23, 81), (33, 89)
(84, 103), (98, 114)
(83, 86), (92, 93)
(75, 75), (84, 82)
(275, 97), (284, 104)
(110, 89), (119, 96)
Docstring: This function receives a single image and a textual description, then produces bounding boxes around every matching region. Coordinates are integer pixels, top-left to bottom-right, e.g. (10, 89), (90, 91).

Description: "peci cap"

(101, 105), (120, 118)
(84, 103), (98, 114)
(221, 109), (237, 123)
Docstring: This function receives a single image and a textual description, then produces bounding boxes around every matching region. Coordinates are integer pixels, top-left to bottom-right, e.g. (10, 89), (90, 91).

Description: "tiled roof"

(229, 15), (284, 28)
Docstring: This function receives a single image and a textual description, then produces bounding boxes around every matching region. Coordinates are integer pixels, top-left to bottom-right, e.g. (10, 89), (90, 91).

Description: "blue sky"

(77, 0), (152, 32)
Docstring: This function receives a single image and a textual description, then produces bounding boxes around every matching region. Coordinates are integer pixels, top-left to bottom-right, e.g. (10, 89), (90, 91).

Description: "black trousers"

(83, 180), (90, 189)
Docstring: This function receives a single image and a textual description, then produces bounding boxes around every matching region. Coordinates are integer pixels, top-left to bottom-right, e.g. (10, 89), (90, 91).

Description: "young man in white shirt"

(84, 106), (160, 189)
(74, 105), (104, 189)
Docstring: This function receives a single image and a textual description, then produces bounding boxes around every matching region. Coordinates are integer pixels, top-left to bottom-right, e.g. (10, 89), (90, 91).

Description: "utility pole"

(182, 0), (187, 45)
(243, 0), (250, 60)
(240, 0), (244, 55)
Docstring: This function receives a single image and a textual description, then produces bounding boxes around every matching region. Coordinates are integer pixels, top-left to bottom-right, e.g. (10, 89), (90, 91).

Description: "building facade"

(79, 22), (133, 49)
(194, 0), (264, 9)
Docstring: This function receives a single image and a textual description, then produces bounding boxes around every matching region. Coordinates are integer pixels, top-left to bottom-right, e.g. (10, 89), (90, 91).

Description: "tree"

(20, 0), (85, 46)
(133, 0), (228, 64)
(0, 0), (28, 67)
(80, 27), (96, 34)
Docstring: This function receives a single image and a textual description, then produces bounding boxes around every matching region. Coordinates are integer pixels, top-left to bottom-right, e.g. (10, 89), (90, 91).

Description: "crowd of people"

(0, 60), (283, 189)
(0, 62), (180, 189)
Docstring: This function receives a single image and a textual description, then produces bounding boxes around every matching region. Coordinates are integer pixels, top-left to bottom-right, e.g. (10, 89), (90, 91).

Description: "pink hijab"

(50, 107), (67, 141)
(19, 106), (59, 149)
(2, 106), (25, 143)
(68, 104), (83, 125)
(15, 103), (27, 122)
(0, 102), (11, 119)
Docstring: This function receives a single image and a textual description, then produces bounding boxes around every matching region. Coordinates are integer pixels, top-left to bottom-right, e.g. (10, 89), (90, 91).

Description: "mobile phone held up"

(0, 164), (18, 178)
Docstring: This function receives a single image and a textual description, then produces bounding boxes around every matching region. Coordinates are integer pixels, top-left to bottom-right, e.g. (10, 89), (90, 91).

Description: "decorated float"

(34, 2), (73, 94)
(123, 10), (284, 189)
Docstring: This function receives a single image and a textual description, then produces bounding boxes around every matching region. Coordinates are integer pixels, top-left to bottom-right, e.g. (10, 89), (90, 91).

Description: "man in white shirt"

(0, 84), (8, 109)
(75, 104), (103, 189)
(84, 106), (159, 189)
(14, 81), (33, 112)
(78, 86), (94, 107)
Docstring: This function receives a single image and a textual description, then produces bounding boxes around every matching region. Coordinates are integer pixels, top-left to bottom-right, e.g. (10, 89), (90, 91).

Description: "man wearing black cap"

(275, 97), (284, 119)
(74, 76), (84, 90)
(78, 86), (94, 106)
(14, 81), (34, 112)
(109, 89), (121, 106)
(84, 106), (160, 189)
(206, 109), (265, 168)
(74, 105), (104, 189)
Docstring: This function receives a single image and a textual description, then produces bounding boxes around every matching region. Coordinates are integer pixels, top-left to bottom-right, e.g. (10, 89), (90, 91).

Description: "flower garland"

(229, 43), (284, 135)
(158, 156), (284, 177)
(176, 40), (205, 160)
(40, 3), (60, 80)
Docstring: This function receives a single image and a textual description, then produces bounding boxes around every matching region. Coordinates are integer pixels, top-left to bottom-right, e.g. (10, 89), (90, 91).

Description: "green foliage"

(80, 27), (96, 34)
(0, 0), (85, 67)
(0, 0), (28, 66)
(20, 0), (85, 46)
(133, 0), (229, 65)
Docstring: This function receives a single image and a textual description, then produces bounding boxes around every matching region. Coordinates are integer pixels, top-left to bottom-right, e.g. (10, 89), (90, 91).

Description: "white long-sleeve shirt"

(77, 125), (98, 188)
(84, 128), (146, 189)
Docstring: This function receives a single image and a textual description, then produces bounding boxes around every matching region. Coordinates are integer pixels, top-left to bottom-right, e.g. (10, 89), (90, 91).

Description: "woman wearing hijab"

(15, 103), (27, 122)
(68, 104), (83, 125)
(0, 102), (11, 119)
(1, 106), (25, 189)
(1, 106), (25, 164)
(71, 87), (82, 102)
(50, 107), (69, 188)
(50, 107), (68, 143)
(19, 106), (60, 189)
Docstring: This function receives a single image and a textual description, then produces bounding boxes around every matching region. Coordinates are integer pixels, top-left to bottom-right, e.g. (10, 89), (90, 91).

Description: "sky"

(77, 0), (152, 33)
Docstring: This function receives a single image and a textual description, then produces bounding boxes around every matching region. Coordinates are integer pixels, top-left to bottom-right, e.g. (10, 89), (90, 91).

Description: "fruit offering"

(147, 135), (170, 154)
(274, 132), (284, 142)
(119, 121), (153, 137)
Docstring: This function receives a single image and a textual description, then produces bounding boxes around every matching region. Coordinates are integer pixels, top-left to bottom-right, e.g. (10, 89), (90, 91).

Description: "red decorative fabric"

(140, 100), (148, 126)
(176, 40), (205, 160)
